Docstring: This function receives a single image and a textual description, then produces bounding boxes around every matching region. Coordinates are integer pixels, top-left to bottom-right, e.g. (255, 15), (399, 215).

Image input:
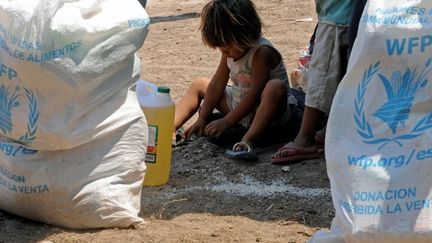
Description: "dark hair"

(199, 0), (262, 49)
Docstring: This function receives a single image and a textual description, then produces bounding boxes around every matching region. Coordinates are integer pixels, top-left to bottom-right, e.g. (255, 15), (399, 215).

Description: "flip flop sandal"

(224, 141), (259, 161)
(172, 128), (197, 147)
(271, 142), (323, 164)
(172, 128), (186, 147)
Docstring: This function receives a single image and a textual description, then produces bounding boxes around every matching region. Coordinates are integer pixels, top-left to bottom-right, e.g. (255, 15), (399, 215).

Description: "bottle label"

(145, 125), (158, 163)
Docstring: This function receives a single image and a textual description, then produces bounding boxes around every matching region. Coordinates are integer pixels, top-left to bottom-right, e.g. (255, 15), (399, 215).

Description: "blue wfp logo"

(0, 63), (39, 149)
(354, 60), (432, 150)
(0, 84), (39, 144)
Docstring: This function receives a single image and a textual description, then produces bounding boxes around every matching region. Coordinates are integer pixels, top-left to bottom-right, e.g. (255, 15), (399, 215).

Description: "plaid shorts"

(305, 21), (350, 114)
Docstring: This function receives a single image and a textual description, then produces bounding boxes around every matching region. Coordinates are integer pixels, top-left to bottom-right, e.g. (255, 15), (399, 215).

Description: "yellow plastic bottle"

(137, 81), (175, 186)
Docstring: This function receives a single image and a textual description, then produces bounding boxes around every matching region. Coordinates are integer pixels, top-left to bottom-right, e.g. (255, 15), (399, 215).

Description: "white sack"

(311, 1), (432, 242)
(0, 0), (149, 150)
(0, 0), (150, 228)
(0, 97), (147, 228)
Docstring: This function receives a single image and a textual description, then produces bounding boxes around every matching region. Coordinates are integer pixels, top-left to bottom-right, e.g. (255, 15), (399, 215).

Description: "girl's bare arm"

(198, 55), (230, 120)
(186, 55), (230, 137)
(222, 45), (280, 125)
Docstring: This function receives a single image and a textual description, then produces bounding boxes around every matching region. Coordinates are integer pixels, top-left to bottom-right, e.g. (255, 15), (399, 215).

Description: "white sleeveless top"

(226, 36), (296, 127)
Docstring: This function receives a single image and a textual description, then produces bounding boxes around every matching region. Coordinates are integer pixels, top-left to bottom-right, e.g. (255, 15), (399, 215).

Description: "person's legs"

(270, 105), (324, 163)
(293, 106), (324, 147)
(314, 125), (326, 146)
(174, 77), (210, 131)
(241, 79), (287, 147)
(273, 23), (330, 158)
(271, 22), (350, 162)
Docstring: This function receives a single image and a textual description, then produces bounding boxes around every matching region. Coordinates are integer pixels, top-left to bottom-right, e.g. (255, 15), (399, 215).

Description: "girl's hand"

(185, 118), (207, 138)
(204, 118), (231, 138)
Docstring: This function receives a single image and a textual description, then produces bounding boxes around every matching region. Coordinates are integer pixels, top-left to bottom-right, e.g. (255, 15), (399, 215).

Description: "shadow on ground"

(139, 114), (333, 228)
(150, 12), (199, 24)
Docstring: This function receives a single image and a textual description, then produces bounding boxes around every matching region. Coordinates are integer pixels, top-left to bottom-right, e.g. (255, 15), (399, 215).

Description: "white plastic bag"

(289, 48), (311, 92)
(311, 1), (432, 242)
(0, 0), (150, 228)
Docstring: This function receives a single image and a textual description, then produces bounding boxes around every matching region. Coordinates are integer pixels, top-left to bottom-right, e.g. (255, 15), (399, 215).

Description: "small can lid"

(157, 86), (170, 93)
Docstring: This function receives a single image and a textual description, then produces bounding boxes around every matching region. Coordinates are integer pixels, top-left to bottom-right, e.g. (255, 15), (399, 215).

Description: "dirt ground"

(0, 0), (335, 242)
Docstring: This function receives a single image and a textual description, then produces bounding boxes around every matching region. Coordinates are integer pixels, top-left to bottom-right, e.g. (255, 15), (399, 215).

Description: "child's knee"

(191, 77), (208, 87)
(190, 77), (209, 93)
(262, 79), (287, 99)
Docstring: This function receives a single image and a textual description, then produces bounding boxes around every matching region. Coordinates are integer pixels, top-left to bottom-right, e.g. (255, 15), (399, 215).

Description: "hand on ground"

(185, 118), (207, 138)
(204, 118), (230, 138)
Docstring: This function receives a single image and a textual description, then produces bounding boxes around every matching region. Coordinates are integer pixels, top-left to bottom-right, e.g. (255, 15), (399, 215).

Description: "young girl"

(174, 0), (297, 161)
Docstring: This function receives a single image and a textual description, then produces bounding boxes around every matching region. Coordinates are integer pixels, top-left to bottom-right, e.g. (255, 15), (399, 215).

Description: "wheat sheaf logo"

(0, 85), (39, 144)
(354, 60), (432, 150)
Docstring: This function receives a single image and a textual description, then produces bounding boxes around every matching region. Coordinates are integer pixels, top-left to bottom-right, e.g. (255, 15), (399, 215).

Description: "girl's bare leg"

(242, 79), (287, 147)
(174, 77), (210, 131)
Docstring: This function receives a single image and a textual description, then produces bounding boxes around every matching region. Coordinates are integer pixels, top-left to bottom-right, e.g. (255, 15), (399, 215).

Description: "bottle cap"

(157, 86), (170, 94)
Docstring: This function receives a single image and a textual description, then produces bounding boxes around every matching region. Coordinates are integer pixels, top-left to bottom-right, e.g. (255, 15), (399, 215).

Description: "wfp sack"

(0, 0), (149, 228)
(0, 107), (147, 228)
(0, 0), (149, 150)
(311, 1), (432, 242)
